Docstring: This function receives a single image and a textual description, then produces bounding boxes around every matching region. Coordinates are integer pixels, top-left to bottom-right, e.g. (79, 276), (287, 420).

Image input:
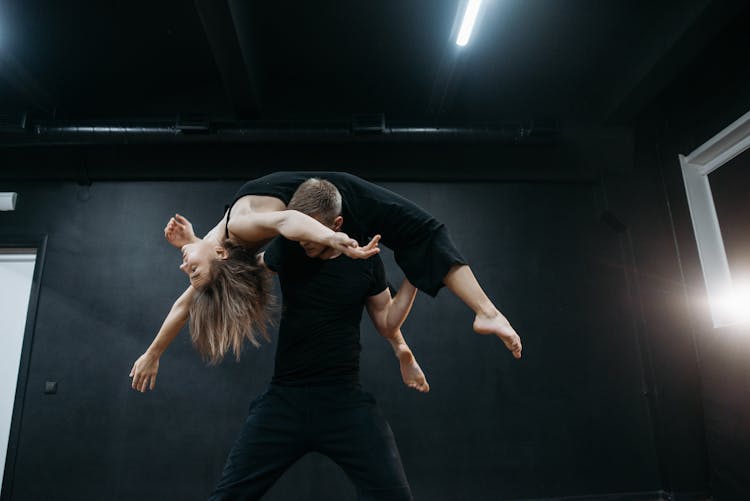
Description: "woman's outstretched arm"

(229, 210), (381, 259)
(129, 285), (196, 393)
(165, 213), (224, 249)
(129, 213), (218, 393)
(167, 210), (380, 259)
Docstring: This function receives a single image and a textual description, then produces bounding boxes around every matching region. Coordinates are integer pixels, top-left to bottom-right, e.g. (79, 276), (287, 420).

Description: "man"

(209, 179), (421, 500)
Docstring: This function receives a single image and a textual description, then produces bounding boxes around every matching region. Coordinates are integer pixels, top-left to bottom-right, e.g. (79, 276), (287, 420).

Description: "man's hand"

(164, 213), (198, 249)
(129, 351), (160, 393)
(327, 233), (381, 260)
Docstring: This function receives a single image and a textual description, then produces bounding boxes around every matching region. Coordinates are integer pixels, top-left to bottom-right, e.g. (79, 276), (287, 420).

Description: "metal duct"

(0, 120), (559, 147)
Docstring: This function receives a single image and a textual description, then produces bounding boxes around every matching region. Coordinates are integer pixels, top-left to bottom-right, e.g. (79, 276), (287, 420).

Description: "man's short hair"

(288, 178), (342, 225)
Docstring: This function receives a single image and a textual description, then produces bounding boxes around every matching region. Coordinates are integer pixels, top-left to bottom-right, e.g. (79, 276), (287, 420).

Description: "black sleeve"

(367, 255), (388, 297)
(263, 237), (285, 273)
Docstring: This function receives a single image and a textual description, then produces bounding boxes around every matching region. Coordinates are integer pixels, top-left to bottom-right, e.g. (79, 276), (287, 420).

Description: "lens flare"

(711, 281), (750, 326)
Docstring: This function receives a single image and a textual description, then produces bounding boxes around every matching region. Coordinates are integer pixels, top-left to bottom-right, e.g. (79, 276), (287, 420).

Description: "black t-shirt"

(264, 237), (387, 386)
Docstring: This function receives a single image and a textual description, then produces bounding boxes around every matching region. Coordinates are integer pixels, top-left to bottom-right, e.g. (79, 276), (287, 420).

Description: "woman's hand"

(129, 351), (160, 393)
(164, 213), (198, 249)
(327, 233), (381, 259)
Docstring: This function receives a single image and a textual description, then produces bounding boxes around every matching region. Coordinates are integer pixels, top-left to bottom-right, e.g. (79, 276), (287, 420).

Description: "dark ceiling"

(0, 0), (747, 145)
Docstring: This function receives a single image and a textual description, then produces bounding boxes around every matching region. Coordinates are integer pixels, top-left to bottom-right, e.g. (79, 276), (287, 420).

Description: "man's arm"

(365, 278), (417, 338)
(366, 279), (429, 393)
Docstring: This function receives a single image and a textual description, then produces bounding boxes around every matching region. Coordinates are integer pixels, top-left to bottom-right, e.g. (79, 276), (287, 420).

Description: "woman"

(129, 171), (521, 392)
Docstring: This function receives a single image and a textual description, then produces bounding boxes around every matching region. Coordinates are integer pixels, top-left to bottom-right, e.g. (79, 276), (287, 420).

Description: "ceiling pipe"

(0, 121), (559, 147)
(36, 125), (180, 135)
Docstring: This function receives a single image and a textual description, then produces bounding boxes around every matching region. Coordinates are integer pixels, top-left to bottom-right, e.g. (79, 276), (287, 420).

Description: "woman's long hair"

(189, 240), (275, 365)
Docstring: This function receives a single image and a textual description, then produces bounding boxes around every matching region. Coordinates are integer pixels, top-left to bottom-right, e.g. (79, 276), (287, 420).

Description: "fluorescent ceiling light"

(456, 0), (482, 46)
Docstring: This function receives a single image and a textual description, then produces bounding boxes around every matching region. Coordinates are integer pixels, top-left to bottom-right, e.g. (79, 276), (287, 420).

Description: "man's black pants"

(208, 383), (413, 501)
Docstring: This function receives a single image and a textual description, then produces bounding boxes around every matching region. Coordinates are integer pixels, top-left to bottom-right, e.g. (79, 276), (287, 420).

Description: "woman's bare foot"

(473, 312), (523, 359)
(395, 344), (430, 393)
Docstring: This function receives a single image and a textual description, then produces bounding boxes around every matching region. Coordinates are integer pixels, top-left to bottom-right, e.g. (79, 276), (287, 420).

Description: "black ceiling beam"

(0, 53), (55, 113)
(193, 0), (260, 119)
(427, 48), (469, 121)
(226, 0), (268, 119)
(600, 0), (747, 125)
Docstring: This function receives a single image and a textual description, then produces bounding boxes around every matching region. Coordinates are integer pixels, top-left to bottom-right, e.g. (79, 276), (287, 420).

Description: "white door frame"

(0, 237), (47, 501)
(679, 110), (750, 327)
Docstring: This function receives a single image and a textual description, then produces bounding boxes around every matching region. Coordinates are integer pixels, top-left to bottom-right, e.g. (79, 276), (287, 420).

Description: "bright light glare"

(711, 282), (750, 326)
(456, 0), (482, 47)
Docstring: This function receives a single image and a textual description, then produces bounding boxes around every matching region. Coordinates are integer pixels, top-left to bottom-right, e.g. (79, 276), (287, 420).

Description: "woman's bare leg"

(443, 265), (522, 359)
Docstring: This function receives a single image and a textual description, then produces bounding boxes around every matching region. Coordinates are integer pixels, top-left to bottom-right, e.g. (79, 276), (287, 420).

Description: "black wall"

(1, 161), (705, 500)
(8, 21), (750, 495)
(622, 10), (750, 500)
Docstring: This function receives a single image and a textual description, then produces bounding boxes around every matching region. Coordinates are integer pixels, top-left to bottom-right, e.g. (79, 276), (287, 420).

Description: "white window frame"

(679, 109), (750, 327)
